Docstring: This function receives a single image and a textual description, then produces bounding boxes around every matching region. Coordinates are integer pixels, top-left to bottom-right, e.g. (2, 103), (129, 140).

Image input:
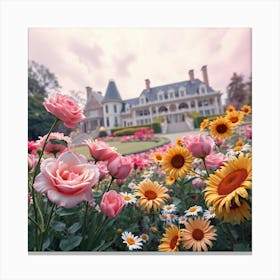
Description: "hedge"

(193, 114), (226, 128)
(111, 123), (161, 136)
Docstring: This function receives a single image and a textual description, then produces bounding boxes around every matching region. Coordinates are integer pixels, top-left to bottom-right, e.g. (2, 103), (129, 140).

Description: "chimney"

(145, 79), (151, 90)
(188, 69), (195, 83)
(85, 86), (92, 99)
(201, 65), (209, 86)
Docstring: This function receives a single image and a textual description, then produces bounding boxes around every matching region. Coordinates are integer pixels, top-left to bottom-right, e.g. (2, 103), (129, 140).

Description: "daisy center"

(216, 124), (228, 134)
(171, 154), (185, 169)
(126, 237), (136, 245)
(170, 235), (179, 249)
(144, 190), (157, 200)
(124, 196), (131, 201)
(189, 207), (197, 212)
(218, 168), (248, 195)
(210, 209), (215, 215)
(192, 229), (204, 241)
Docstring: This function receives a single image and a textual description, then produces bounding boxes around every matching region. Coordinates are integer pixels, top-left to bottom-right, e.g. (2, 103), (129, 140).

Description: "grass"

(72, 137), (170, 157)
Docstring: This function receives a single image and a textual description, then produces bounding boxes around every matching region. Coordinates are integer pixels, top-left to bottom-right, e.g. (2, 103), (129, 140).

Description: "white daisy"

(159, 212), (178, 223)
(120, 192), (137, 205)
(121, 231), (143, 251)
(203, 207), (216, 220)
(128, 182), (137, 190)
(140, 233), (149, 243)
(162, 204), (177, 213)
(184, 205), (203, 216)
(178, 216), (187, 224)
(241, 143), (251, 153)
(141, 169), (153, 178)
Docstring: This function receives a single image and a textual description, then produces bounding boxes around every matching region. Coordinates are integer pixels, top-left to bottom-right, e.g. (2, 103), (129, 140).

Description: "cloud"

(113, 53), (137, 78)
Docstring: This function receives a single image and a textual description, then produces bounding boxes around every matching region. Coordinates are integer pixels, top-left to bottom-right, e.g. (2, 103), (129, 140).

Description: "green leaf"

(49, 139), (68, 146)
(233, 242), (251, 251)
(50, 221), (66, 232)
(68, 222), (82, 234)
(59, 236), (83, 251)
(172, 197), (181, 206)
(42, 237), (51, 250)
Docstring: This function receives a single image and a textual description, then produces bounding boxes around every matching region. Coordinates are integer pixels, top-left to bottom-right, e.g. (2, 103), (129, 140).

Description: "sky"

(28, 28), (251, 104)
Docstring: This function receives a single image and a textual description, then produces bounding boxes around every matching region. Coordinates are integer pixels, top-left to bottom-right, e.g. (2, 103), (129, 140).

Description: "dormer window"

(158, 90), (164, 101)
(140, 97), (146, 105)
(168, 89), (175, 99)
(199, 84), (207, 94)
(179, 86), (186, 97)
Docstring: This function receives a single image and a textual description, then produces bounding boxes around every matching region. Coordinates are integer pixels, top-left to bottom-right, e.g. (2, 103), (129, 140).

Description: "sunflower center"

(126, 237), (136, 245)
(216, 124), (228, 134)
(144, 190), (157, 200)
(171, 154), (185, 169)
(218, 168), (248, 195)
(170, 235), (179, 249)
(192, 229), (204, 241)
(230, 117), (239, 123)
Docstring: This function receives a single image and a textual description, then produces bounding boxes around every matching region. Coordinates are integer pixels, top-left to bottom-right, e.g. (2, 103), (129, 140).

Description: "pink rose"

(192, 177), (206, 189)
(205, 152), (228, 169)
(28, 153), (38, 172)
(107, 155), (133, 179)
(33, 151), (99, 208)
(100, 190), (124, 217)
(244, 125), (252, 139)
(28, 140), (38, 155)
(43, 93), (85, 128)
(37, 132), (71, 157)
(96, 161), (109, 180)
(184, 134), (215, 158)
(85, 139), (119, 162)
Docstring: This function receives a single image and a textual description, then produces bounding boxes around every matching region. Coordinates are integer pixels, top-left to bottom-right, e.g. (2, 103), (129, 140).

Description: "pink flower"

(28, 141), (38, 155)
(205, 152), (228, 169)
(37, 132), (71, 157)
(192, 177), (206, 189)
(244, 125), (252, 139)
(33, 151), (99, 208)
(43, 93), (85, 128)
(28, 153), (38, 172)
(96, 161), (109, 180)
(107, 155), (133, 179)
(184, 134), (215, 158)
(114, 178), (126, 186)
(85, 139), (119, 162)
(100, 190), (124, 217)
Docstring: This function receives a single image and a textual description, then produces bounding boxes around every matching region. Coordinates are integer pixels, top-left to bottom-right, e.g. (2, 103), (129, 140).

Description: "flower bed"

(28, 93), (252, 252)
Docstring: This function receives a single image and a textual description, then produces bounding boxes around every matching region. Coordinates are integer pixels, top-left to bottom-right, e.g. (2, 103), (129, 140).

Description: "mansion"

(81, 65), (223, 133)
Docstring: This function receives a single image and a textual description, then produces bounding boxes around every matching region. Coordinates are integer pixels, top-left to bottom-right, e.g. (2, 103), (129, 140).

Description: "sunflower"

(152, 152), (163, 163)
(166, 175), (176, 186)
(134, 179), (170, 213)
(158, 225), (181, 252)
(226, 110), (244, 126)
(181, 217), (217, 251)
(161, 146), (193, 179)
(226, 104), (236, 114)
(209, 117), (234, 140)
(216, 199), (251, 224)
(175, 138), (184, 147)
(204, 153), (252, 213)
(241, 105), (251, 115)
(200, 118), (209, 131)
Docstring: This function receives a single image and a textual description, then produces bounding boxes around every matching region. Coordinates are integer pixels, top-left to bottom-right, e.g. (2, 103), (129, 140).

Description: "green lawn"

(72, 137), (170, 157)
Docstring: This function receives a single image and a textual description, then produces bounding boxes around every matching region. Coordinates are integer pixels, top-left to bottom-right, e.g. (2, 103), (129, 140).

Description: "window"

(180, 90), (185, 97)
(106, 117), (110, 127)
(175, 91), (179, 98)
(203, 99), (209, 106)
(105, 105), (108, 114)
(114, 116), (118, 125)
(164, 93), (168, 100)
(190, 101), (195, 108)
(198, 100), (203, 107)
(114, 104), (117, 113)
(159, 95), (163, 101)
(205, 109), (210, 116)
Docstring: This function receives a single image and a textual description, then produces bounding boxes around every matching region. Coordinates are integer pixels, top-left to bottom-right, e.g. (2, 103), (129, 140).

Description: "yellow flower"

(226, 110), (244, 126)
(181, 217), (217, 251)
(166, 175), (176, 186)
(152, 152), (163, 163)
(241, 105), (251, 115)
(161, 146), (193, 179)
(200, 118), (209, 131)
(226, 104), (236, 114)
(158, 225), (181, 252)
(204, 153), (252, 214)
(175, 138), (184, 147)
(216, 199), (251, 224)
(209, 117), (234, 140)
(134, 179), (170, 213)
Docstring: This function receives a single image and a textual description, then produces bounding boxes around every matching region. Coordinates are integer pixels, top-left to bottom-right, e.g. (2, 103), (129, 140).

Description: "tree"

(28, 61), (62, 140)
(226, 73), (248, 109)
(28, 60), (61, 95)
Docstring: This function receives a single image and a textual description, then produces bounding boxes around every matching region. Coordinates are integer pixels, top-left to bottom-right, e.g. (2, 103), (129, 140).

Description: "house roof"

(102, 80), (122, 103)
